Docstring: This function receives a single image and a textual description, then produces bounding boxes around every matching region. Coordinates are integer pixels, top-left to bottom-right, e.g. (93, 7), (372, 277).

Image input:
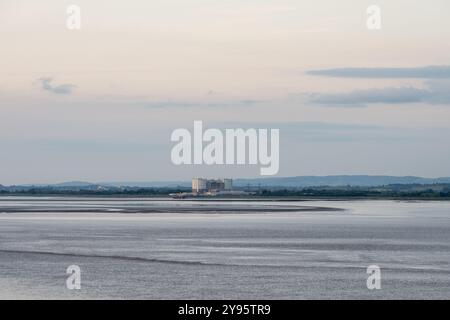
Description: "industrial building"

(192, 178), (233, 194)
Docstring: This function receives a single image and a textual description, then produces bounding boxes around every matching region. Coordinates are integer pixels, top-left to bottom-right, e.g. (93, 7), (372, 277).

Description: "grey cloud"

(310, 81), (450, 107)
(307, 66), (450, 79)
(39, 78), (76, 95)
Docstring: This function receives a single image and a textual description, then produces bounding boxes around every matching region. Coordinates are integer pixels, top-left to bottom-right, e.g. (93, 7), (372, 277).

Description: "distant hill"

(3, 176), (450, 189)
(101, 181), (191, 188)
(51, 181), (95, 187)
(234, 175), (450, 187)
(18, 181), (95, 187)
(91, 176), (450, 188)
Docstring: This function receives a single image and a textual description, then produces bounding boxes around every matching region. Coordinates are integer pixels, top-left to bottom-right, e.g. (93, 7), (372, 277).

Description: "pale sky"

(1, 0), (450, 184)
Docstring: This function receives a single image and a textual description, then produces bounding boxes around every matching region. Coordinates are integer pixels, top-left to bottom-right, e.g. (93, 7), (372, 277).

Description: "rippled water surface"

(0, 197), (449, 299)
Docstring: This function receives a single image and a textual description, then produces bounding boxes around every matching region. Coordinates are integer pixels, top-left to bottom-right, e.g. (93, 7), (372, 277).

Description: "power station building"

(192, 178), (233, 194)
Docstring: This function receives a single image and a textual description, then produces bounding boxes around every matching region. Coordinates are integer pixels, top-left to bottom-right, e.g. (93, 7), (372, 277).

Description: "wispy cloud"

(307, 66), (450, 79)
(310, 86), (432, 107)
(306, 66), (450, 107)
(142, 99), (264, 109)
(38, 78), (76, 95)
(310, 81), (450, 107)
(207, 121), (449, 143)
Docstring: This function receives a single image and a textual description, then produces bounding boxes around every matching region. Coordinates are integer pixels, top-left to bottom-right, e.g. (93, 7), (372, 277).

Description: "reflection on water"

(0, 198), (449, 299)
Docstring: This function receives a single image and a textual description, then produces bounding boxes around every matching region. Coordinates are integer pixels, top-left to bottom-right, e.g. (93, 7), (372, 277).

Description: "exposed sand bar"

(0, 197), (342, 213)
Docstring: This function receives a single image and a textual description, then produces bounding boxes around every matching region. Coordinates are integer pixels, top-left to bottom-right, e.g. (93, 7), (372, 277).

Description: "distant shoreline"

(1, 194), (450, 201)
(2, 181), (450, 200)
(1, 195), (450, 202)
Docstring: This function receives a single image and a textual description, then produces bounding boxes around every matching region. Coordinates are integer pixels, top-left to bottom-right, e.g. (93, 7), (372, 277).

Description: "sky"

(1, 0), (450, 184)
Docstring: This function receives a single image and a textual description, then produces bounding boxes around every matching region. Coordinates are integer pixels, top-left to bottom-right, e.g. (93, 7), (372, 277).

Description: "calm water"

(0, 198), (449, 299)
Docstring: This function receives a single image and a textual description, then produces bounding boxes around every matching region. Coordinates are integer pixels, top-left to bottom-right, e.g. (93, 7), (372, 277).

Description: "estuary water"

(0, 197), (449, 299)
